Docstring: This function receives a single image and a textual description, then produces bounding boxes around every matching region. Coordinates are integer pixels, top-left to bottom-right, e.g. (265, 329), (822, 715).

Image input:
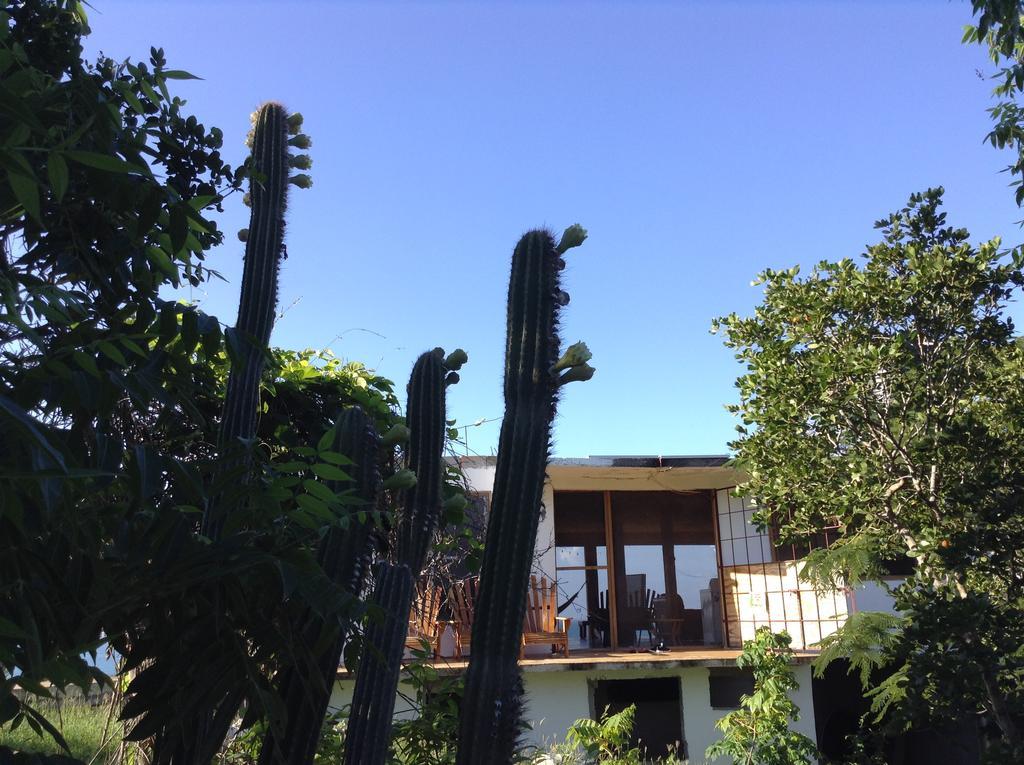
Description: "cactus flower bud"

(445, 371), (460, 387)
(381, 423), (411, 447)
(289, 154), (313, 170)
(551, 341), (592, 373)
(286, 112), (304, 134)
(444, 348), (468, 371)
(558, 363), (595, 386)
(383, 468), (417, 491)
(237, 228), (249, 242)
(288, 134), (312, 149)
(556, 223), (588, 255)
(242, 192), (251, 207)
(289, 174), (313, 189)
(444, 493), (469, 513)
(556, 290), (570, 306)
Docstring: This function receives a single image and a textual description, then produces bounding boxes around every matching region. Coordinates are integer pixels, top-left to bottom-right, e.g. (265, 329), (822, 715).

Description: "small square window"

(708, 667), (754, 709)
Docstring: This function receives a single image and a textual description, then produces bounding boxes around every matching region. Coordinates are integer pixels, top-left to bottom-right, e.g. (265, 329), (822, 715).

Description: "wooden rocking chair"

(521, 575), (571, 658)
(448, 576), (480, 659)
(404, 580), (444, 658)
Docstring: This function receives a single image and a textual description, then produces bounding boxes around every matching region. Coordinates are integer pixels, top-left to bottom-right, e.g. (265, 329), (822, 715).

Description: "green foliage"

(387, 651), (463, 765)
(705, 629), (818, 765)
(964, 1), (1024, 206)
(0, 700), (118, 762)
(554, 704), (643, 765)
(218, 710), (345, 764)
(813, 611), (906, 692)
(0, 4), (408, 762)
(0, 0), (240, 752)
(716, 188), (1024, 758)
(457, 226), (591, 765)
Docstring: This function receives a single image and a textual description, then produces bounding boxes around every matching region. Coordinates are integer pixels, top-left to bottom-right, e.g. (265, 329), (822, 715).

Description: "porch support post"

(603, 490), (618, 649)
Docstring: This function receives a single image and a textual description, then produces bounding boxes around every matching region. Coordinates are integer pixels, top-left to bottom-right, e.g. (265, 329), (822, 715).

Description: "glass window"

(554, 492), (611, 649)
(611, 492), (721, 647)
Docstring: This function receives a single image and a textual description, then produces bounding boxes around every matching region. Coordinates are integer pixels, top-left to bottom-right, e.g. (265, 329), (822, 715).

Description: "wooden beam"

(603, 490), (618, 649)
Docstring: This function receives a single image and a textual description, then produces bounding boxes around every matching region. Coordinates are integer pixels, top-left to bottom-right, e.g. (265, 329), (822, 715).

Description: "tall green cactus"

(343, 561), (414, 764)
(258, 406), (381, 765)
(456, 226), (591, 765)
(155, 103), (312, 765)
(397, 347), (463, 572)
(203, 101), (312, 540)
(343, 348), (464, 765)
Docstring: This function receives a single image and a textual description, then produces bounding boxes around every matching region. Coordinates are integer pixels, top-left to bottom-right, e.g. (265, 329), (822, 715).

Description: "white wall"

(461, 462), (555, 584)
(520, 663), (818, 763)
(535, 480), (557, 582)
(460, 463), (495, 495)
(331, 663), (819, 763)
(849, 580), (898, 614)
(328, 677), (418, 721)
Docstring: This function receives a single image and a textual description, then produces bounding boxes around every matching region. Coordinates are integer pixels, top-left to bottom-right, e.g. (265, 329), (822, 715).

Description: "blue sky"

(85, 0), (1023, 458)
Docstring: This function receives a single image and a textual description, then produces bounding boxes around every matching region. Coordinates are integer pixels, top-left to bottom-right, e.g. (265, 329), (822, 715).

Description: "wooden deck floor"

(337, 646), (818, 678)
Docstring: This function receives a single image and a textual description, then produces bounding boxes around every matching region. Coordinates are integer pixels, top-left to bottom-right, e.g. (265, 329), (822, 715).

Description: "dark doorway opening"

(812, 660), (981, 764)
(592, 677), (684, 759)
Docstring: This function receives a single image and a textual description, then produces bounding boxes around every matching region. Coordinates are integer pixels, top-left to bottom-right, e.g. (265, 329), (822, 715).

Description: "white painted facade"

(519, 663), (817, 762)
(328, 662), (818, 762)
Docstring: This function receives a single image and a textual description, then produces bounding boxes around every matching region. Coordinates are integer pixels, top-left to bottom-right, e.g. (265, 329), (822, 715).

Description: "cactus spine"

(343, 348), (463, 765)
(259, 406), (382, 765)
(456, 226), (590, 765)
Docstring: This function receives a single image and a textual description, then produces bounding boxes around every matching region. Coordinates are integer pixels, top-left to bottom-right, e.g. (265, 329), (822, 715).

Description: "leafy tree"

(714, 188), (1024, 761)
(705, 629), (818, 765)
(0, 3), (422, 762)
(0, 0), (240, 748)
(964, 1), (1024, 206)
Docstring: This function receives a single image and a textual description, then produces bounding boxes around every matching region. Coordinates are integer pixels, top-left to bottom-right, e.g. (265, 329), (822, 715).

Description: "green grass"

(0, 701), (120, 762)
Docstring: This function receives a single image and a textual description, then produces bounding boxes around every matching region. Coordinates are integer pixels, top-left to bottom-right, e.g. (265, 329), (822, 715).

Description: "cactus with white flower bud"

(380, 422), (411, 447)
(343, 348), (465, 765)
(456, 226), (591, 765)
(202, 101), (311, 540)
(154, 102), (314, 765)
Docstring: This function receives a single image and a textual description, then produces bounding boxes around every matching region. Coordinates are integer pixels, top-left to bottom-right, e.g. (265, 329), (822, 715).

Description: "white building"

(333, 455), (899, 761)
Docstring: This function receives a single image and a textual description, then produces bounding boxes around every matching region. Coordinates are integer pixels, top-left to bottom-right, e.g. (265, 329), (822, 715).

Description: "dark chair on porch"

(652, 593), (685, 646)
(606, 587), (657, 648)
(652, 593), (704, 646)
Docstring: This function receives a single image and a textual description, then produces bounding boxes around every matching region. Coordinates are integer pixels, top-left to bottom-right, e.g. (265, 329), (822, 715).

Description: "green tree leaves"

(966, 1), (1024, 206)
(717, 188), (1024, 759)
(706, 629), (819, 765)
